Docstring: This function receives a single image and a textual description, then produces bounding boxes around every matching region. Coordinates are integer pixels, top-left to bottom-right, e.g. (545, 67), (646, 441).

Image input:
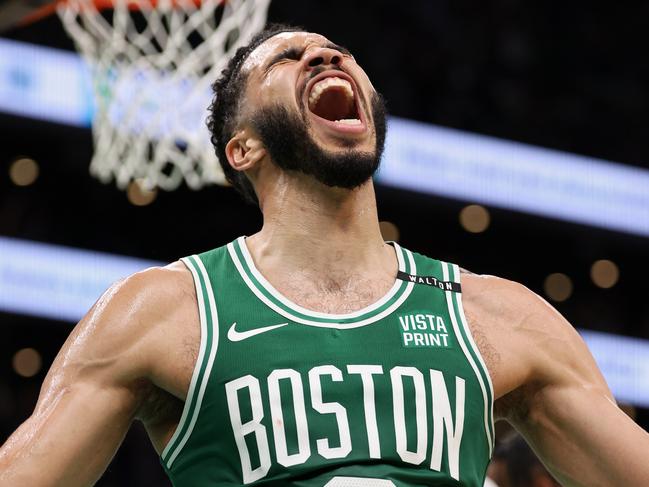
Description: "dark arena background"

(1, 1), (648, 486)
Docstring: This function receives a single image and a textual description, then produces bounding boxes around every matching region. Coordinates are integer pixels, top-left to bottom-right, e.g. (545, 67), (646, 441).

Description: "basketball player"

(2, 24), (649, 486)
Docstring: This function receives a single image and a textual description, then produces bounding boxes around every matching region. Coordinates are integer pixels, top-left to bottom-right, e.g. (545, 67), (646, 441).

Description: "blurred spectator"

(485, 438), (510, 487)
(486, 432), (560, 487)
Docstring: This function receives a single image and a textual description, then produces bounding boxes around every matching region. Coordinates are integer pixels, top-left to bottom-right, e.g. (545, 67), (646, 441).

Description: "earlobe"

(225, 132), (266, 172)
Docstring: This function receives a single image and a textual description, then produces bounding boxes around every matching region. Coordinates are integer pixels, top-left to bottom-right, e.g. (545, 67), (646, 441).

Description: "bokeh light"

(544, 273), (573, 302)
(459, 204), (490, 233)
(9, 157), (39, 186)
(591, 259), (619, 289)
(379, 221), (400, 242)
(12, 348), (42, 378)
(127, 179), (158, 206)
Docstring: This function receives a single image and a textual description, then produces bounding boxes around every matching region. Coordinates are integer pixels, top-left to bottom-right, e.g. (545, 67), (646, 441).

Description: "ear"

(225, 129), (267, 172)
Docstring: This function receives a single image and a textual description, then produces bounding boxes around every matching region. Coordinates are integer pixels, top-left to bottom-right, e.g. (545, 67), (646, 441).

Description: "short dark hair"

(207, 23), (304, 204)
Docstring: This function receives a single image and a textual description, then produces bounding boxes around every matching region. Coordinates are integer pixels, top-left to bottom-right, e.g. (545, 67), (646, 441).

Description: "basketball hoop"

(51, 0), (271, 191)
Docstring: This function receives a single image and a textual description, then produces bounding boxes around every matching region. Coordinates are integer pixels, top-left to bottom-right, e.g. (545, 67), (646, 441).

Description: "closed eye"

(265, 47), (304, 71)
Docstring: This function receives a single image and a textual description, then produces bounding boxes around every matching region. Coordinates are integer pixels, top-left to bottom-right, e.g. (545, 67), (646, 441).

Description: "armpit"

(136, 381), (184, 428)
(462, 302), (502, 380)
(494, 382), (537, 422)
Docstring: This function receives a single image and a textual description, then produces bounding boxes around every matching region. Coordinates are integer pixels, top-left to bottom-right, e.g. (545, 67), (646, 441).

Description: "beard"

(250, 92), (387, 189)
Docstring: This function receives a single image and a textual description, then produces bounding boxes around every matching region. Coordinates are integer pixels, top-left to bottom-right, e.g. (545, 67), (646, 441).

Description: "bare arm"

(497, 280), (649, 486)
(0, 264), (194, 487)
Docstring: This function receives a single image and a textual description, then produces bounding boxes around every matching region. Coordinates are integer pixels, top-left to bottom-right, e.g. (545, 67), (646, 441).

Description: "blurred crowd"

(485, 433), (560, 487)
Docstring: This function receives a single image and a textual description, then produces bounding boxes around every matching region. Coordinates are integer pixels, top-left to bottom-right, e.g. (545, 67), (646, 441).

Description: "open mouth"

(306, 75), (364, 130)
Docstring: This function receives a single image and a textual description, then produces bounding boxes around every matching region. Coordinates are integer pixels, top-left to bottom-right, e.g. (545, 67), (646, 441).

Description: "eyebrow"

(324, 42), (352, 56)
(264, 42), (353, 70)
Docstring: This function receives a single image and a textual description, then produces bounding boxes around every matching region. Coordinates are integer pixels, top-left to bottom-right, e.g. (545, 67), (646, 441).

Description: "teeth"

(308, 76), (355, 109)
(336, 118), (361, 125)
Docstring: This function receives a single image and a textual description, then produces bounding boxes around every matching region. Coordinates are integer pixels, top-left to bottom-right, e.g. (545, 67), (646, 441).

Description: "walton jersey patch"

(397, 271), (462, 293)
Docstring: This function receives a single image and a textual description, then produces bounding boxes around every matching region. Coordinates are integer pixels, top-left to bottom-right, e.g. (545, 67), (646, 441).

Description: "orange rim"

(20, 0), (207, 26)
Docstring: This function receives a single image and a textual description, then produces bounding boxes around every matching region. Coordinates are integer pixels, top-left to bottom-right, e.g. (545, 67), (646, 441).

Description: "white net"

(57, 0), (271, 190)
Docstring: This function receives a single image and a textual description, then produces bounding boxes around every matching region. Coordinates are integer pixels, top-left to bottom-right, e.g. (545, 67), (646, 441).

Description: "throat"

(244, 233), (400, 315)
(275, 271), (396, 315)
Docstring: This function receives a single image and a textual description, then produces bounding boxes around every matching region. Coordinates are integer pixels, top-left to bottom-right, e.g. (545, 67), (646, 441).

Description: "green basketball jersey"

(160, 237), (494, 486)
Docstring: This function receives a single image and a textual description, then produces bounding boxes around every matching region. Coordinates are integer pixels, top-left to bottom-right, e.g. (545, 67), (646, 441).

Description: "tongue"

(311, 87), (356, 121)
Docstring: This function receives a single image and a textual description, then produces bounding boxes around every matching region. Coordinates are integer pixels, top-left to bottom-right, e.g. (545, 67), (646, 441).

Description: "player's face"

(240, 32), (387, 188)
(243, 32), (380, 153)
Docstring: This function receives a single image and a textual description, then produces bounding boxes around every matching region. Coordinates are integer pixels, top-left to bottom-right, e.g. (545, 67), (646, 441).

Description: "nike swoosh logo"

(227, 322), (289, 342)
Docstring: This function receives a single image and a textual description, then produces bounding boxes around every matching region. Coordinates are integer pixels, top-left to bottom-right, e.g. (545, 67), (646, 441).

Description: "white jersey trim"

(452, 263), (495, 454)
(441, 261), (494, 456)
(227, 242), (416, 329)
(236, 236), (407, 320)
(162, 255), (220, 468)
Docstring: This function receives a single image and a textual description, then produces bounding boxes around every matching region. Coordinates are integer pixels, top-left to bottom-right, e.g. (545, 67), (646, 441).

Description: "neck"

(247, 172), (395, 281)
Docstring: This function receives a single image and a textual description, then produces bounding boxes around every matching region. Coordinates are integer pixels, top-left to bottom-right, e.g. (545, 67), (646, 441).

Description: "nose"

(304, 47), (343, 69)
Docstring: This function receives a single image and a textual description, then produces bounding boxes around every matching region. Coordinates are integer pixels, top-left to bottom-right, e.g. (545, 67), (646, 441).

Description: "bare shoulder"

(458, 270), (609, 418)
(43, 261), (198, 399)
(0, 262), (198, 485)
(460, 269), (547, 325)
(103, 260), (195, 315)
(77, 260), (195, 350)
